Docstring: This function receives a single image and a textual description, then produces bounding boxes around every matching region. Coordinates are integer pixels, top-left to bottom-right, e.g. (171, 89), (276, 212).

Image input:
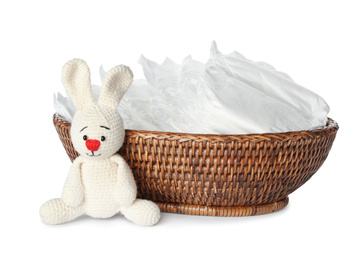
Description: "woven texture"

(54, 114), (338, 216)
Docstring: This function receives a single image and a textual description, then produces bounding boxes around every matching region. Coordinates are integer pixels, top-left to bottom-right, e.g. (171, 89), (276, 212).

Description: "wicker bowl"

(53, 114), (338, 217)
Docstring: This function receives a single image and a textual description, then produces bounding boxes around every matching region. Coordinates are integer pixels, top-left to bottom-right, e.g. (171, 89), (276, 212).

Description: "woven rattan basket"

(53, 114), (338, 217)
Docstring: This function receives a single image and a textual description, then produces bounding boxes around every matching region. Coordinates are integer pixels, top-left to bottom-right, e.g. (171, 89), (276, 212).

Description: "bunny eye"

(101, 136), (106, 141)
(83, 135), (88, 141)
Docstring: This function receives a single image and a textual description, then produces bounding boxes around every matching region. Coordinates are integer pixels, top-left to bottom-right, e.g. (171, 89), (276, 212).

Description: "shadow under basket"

(53, 114), (338, 217)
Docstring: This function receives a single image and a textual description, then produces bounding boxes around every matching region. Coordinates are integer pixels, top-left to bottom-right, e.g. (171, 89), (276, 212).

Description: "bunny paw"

(120, 199), (161, 226)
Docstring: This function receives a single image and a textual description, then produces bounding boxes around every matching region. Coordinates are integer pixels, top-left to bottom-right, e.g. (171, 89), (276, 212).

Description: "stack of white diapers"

(55, 42), (329, 134)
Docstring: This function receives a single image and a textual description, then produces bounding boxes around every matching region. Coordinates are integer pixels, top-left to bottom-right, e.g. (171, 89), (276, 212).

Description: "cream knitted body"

(40, 155), (159, 225)
(82, 157), (120, 218)
(40, 59), (160, 226)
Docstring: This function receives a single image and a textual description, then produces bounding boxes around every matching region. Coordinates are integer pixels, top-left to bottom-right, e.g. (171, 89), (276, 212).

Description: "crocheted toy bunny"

(40, 58), (160, 226)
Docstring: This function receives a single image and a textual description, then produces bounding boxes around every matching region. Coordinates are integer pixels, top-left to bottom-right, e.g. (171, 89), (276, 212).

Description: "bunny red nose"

(85, 139), (100, 151)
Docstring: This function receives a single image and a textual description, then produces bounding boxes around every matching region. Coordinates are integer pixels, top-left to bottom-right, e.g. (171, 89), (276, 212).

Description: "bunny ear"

(97, 65), (133, 110)
(62, 58), (94, 111)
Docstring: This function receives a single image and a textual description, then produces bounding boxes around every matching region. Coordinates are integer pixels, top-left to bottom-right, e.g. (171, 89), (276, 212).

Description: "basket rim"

(53, 113), (338, 142)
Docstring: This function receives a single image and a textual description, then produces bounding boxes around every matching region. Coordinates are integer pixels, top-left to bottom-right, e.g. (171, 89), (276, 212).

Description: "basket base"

(156, 197), (289, 217)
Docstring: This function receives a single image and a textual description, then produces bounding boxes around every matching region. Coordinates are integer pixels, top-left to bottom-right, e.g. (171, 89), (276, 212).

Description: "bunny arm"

(110, 154), (137, 207)
(61, 156), (85, 207)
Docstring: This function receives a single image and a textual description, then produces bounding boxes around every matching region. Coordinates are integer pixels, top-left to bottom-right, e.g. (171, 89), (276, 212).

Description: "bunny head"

(62, 59), (133, 160)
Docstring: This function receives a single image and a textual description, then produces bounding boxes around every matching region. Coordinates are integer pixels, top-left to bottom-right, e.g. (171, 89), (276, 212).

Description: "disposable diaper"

(54, 42), (329, 134)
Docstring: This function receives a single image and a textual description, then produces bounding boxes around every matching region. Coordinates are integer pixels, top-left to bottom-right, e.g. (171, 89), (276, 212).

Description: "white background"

(1, 1), (362, 259)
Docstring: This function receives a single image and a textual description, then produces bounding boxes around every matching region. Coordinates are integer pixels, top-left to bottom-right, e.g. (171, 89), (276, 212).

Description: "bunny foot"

(40, 198), (85, 225)
(120, 199), (161, 226)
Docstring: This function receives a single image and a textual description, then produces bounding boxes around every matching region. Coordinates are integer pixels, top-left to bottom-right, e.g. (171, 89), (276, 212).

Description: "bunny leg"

(40, 198), (85, 225)
(120, 199), (161, 226)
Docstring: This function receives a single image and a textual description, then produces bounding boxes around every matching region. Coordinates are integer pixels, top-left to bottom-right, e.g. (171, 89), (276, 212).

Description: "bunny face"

(71, 105), (125, 160)
(62, 58), (133, 160)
